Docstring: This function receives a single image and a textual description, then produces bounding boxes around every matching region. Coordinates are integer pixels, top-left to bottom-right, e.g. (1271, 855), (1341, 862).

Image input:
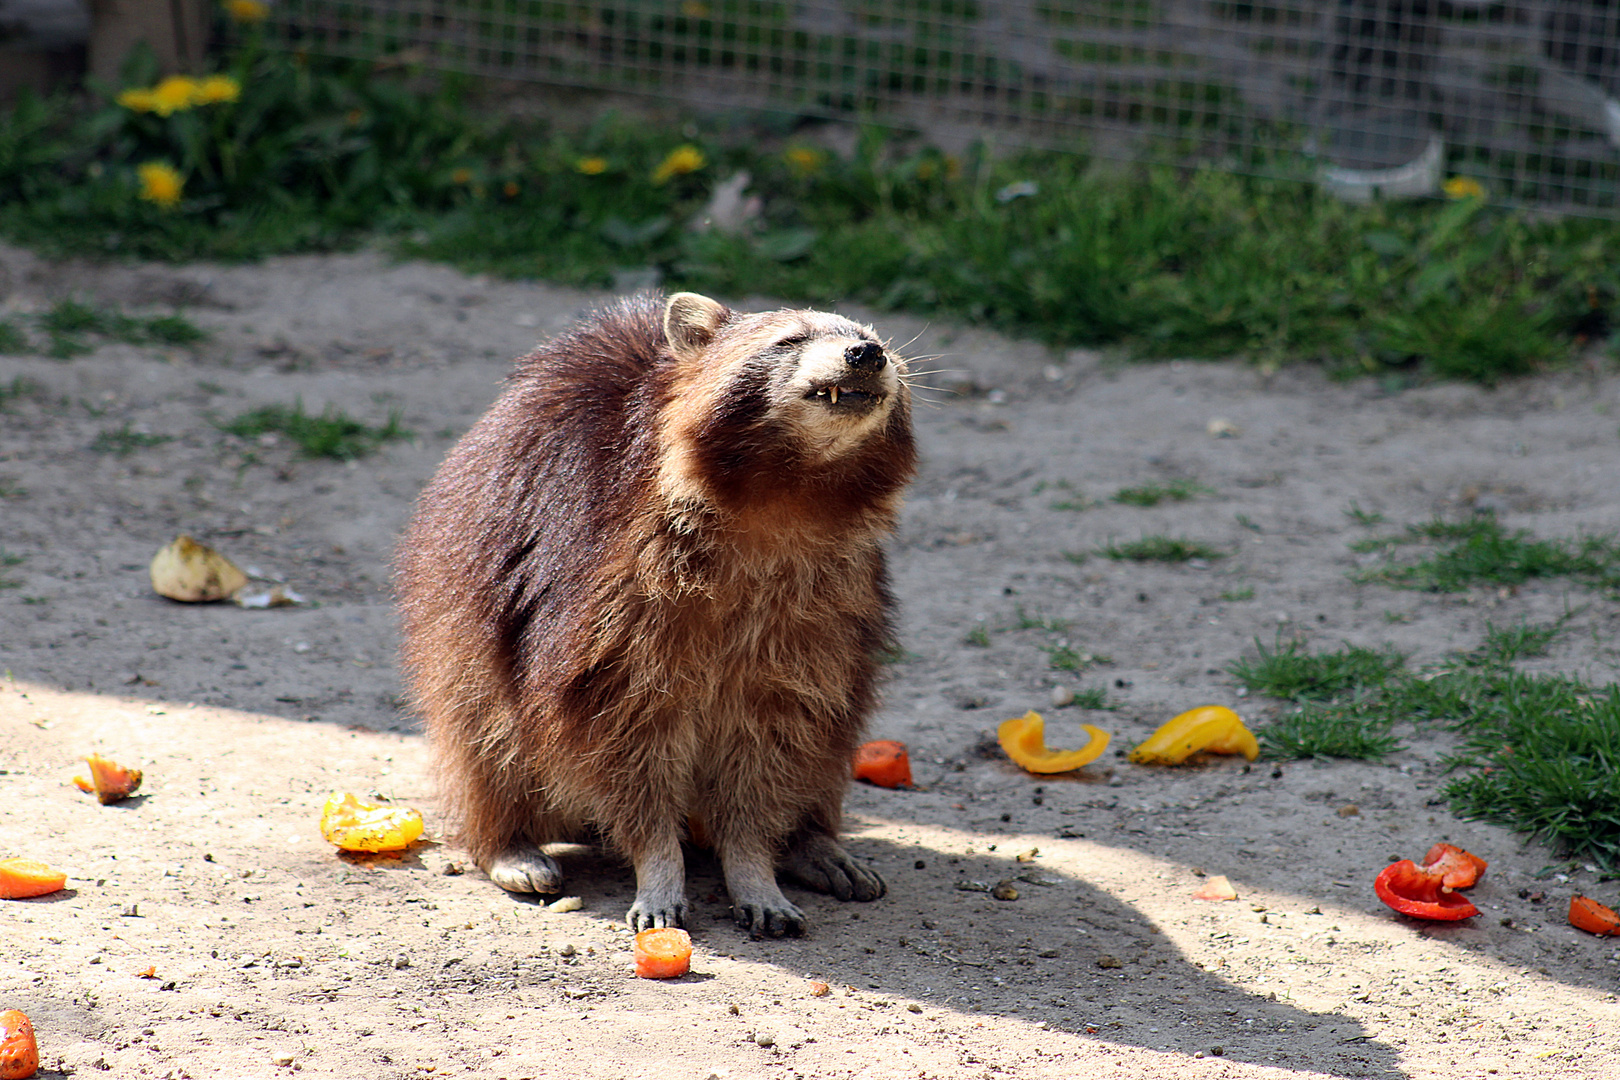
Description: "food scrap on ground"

(72, 753), (143, 804)
(318, 792), (425, 853)
(0, 1009), (38, 1080)
(633, 927), (693, 979)
(996, 710), (1110, 773)
(1373, 843), (1488, 921)
(1128, 705), (1259, 765)
(852, 740), (913, 788)
(149, 534), (249, 602)
(1568, 895), (1620, 936)
(0, 859), (67, 900)
(1192, 874), (1239, 901)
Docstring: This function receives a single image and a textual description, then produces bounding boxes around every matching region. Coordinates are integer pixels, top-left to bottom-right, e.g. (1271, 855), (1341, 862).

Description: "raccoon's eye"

(774, 332), (810, 350)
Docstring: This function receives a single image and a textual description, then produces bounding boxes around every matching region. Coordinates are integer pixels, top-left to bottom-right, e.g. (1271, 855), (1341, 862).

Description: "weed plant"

(1231, 622), (1620, 872)
(1112, 479), (1211, 507)
(1357, 515), (1620, 592)
(0, 34), (1615, 383)
(219, 400), (407, 459)
(92, 423), (175, 456)
(1100, 536), (1225, 562)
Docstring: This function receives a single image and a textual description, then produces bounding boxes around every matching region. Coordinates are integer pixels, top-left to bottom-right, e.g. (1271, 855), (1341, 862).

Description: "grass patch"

(219, 400), (408, 460)
(1112, 479), (1211, 507)
(1357, 515), (1620, 592)
(92, 423), (175, 456)
(2, 299), (205, 358)
(1259, 703), (1404, 761)
(1219, 586), (1254, 601)
(1344, 501), (1385, 526)
(0, 376), (37, 408)
(1100, 536), (1225, 562)
(0, 42), (1614, 385)
(1231, 621), (1620, 872)
(963, 625), (991, 648)
(1071, 686), (1113, 710)
(1227, 635), (1405, 702)
(0, 321), (27, 354)
(0, 548), (22, 589)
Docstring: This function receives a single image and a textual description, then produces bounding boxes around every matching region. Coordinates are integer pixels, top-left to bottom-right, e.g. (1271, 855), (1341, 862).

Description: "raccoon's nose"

(844, 341), (886, 371)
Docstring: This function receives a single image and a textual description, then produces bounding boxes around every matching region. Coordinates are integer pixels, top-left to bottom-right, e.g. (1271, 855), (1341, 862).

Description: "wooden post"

(88, 0), (211, 82)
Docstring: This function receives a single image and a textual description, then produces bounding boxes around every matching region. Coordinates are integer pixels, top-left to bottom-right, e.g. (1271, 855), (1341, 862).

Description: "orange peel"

(996, 710), (1110, 774)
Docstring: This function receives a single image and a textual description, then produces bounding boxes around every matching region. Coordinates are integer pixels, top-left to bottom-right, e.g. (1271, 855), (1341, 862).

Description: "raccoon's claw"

(627, 898), (688, 932)
(783, 835), (887, 902)
(484, 846), (564, 895)
(733, 899), (806, 938)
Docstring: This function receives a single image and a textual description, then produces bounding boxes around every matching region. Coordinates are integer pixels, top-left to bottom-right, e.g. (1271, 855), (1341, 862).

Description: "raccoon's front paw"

(733, 898), (806, 938)
(627, 897), (689, 932)
(484, 846), (563, 895)
(783, 834), (886, 902)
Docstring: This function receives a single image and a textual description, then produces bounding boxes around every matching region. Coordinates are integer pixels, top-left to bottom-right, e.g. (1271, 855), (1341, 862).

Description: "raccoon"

(395, 291), (916, 936)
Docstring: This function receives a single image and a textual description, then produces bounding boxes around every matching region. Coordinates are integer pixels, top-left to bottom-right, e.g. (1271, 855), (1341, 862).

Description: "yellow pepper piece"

(1129, 705), (1259, 765)
(319, 792), (425, 852)
(997, 710), (1111, 774)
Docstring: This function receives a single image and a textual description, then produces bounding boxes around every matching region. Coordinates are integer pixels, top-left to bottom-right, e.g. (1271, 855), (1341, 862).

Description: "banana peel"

(1129, 705), (1259, 765)
(997, 710), (1110, 774)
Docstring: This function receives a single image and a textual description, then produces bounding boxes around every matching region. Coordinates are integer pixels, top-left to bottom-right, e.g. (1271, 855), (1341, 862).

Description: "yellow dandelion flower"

(1443, 176), (1485, 200)
(148, 75), (200, 117)
(224, 0), (271, 23)
(575, 156), (609, 175)
(785, 146), (824, 175)
(651, 144), (705, 184)
(190, 74), (241, 105)
(137, 162), (184, 209)
(116, 87), (159, 113)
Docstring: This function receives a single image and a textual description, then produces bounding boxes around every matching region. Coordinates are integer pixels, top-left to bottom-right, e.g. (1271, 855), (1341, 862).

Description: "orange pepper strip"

(1569, 895), (1620, 936)
(0, 859), (67, 900)
(997, 711), (1110, 774)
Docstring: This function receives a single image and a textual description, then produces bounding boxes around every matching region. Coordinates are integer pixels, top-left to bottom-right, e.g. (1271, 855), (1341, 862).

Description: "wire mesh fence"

(265, 0), (1620, 216)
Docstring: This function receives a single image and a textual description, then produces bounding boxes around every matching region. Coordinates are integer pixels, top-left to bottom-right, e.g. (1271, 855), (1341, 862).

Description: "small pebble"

(557, 943), (577, 957)
(1337, 804), (1360, 817)
(270, 1051), (295, 1067)
(1096, 955), (1123, 969)
(1049, 686), (1075, 707)
(754, 1031), (776, 1048)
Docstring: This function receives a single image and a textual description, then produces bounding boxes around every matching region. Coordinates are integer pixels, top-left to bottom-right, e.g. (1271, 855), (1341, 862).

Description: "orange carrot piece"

(0, 1009), (38, 1080)
(1569, 895), (1620, 937)
(0, 859), (66, 900)
(853, 740), (912, 788)
(633, 927), (693, 979)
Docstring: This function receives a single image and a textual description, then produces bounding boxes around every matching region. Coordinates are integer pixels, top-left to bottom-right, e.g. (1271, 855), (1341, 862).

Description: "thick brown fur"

(395, 292), (915, 936)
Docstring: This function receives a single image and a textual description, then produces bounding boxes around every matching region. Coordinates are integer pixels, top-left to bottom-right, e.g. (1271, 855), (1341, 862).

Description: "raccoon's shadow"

(502, 837), (1400, 1078)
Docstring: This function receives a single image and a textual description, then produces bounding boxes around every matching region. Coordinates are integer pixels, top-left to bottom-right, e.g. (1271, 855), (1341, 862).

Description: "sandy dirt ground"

(2, 241), (1619, 1080)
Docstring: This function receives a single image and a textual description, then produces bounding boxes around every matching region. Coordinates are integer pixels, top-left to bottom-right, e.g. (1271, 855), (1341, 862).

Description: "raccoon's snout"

(844, 341), (886, 371)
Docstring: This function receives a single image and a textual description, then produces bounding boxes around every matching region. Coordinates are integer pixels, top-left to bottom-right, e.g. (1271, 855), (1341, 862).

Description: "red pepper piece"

(1373, 843), (1488, 921)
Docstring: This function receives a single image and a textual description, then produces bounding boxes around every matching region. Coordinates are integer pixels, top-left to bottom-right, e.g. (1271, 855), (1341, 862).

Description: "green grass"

(0, 44), (1614, 385)
(218, 400), (408, 460)
(1344, 501), (1385, 526)
(1112, 479), (1211, 507)
(1219, 586), (1254, 601)
(0, 548), (22, 589)
(1357, 516), (1620, 592)
(1071, 686), (1113, 710)
(1227, 635), (1405, 702)
(0, 376), (36, 408)
(1259, 703), (1404, 761)
(92, 423), (175, 456)
(1099, 536), (1225, 562)
(964, 625), (991, 647)
(1231, 622), (1620, 872)
(1, 299), (205, 358)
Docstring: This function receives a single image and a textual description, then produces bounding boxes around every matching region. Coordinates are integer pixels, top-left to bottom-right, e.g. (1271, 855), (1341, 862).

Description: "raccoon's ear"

(664, 292), (729, 360)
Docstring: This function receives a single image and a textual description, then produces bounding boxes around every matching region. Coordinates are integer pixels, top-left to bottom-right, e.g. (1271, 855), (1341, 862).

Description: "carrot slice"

(0, 1009), (38, 1080)
(633, 927), (693, 979)
(81, 754), (142, 804)
(1569, 895), (1620, 937)
(853, 740), (913, 788)
(0, 858), (67, 900)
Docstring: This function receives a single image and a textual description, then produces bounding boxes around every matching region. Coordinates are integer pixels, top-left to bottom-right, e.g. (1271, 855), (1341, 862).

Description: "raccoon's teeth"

(830, 385), (840, 405)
